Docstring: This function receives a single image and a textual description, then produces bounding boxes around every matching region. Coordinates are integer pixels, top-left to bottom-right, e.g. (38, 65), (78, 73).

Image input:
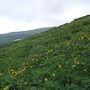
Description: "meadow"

(0, 15), (90, 90)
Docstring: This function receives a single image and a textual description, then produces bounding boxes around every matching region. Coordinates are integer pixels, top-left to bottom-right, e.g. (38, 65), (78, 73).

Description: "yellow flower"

(3, 86), (9, 90)
(32, 59), (34, 61)
(63, 41), (70, 46)
(76, 61), (80, 64)
(50, 49), (53, 52)
(11, 75), (14, 78)
(46, 52), (48, 55)
(34, 55), (38, 57)
(74, 60), (80, 65)
(11, 71), (14, 74)
(81, 35), (90, 40)
(36, 59), (38, 62)
(44, 78), (48, 82)
(65, 61), (68, 64)
(24, 82), (28, 85)
(0, 72), (2, 76)
(15, 72), (18, 75)
(10, 69), (14, 72)
(72, 65), (76, 68)
(58, 64), (62, 68)
(52, 73), (56, 77)
(84, 69), (87, 72)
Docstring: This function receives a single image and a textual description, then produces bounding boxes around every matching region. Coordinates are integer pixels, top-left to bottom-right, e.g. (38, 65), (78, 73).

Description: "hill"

(0, 15), (90, 90)
(0, 27), (50, 45)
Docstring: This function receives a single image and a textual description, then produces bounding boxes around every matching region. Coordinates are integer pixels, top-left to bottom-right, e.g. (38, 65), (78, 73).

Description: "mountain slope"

(0, 27), (51, 45)
(0, 15), (90, 90)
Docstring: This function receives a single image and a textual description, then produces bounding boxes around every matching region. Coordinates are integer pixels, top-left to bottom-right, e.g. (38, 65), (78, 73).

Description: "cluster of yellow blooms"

(33, 54), (38, 57)
(58, 64), (62, 68)
(44, 78), (48, 82)
(63, 41), (70, 46)
(84, 69), (87, 72)
(24, 81), (28, 85)
(44, 64), (63, 83)
(8, 66), (27, 78)
(74, 61), (80, 65)
(0, 72), (2, 76)
(52, 73), (56, 77)
(81, 35), (90, 40)
(74, 57), (80, 65)
(46, 49), (53, 55)
(1, 48), (88, 90)
(3, 86), (9, 90)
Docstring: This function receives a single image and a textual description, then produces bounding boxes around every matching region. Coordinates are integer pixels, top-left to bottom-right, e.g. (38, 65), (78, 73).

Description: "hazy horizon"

(0, 0), (90, 34)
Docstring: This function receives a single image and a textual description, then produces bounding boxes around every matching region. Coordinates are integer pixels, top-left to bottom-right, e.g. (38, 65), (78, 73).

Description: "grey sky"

(0, 0), (90, 34)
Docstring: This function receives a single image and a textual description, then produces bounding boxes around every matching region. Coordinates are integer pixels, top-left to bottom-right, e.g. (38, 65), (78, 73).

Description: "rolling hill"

(0, 27), (51, 45)
(0, 15), (90, 90)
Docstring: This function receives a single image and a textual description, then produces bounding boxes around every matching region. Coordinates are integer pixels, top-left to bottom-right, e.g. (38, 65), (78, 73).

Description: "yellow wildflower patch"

(84, 69), (87, 72)
(3, 86), (9, 90)
(44, 78), (48, 82)
(81, 35), (90, 40)
(52, 73), (56, 77)
(58, 64), (62, 68)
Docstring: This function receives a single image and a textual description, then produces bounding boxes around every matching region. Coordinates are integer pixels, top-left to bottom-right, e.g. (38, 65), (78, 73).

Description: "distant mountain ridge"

(0, 27), (51, 45)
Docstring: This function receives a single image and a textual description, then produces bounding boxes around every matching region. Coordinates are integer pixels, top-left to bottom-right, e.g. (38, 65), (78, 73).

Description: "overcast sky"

(0, 0), (90, 34)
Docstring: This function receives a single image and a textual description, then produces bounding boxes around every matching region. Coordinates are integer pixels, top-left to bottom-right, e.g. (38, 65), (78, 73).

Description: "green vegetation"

(0, 15), (90, 90)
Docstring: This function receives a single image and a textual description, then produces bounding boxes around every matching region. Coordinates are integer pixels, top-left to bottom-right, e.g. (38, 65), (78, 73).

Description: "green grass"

(0, 15), (90, 90)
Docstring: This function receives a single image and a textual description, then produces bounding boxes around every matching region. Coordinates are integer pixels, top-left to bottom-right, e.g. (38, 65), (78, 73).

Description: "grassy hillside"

(0, 27), (50, 45)
(0, 15), (90, 90)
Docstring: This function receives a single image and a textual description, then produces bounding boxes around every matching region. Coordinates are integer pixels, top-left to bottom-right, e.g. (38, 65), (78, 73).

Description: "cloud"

(0, 0), (90, 33)
(0, 17), (48, 34)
